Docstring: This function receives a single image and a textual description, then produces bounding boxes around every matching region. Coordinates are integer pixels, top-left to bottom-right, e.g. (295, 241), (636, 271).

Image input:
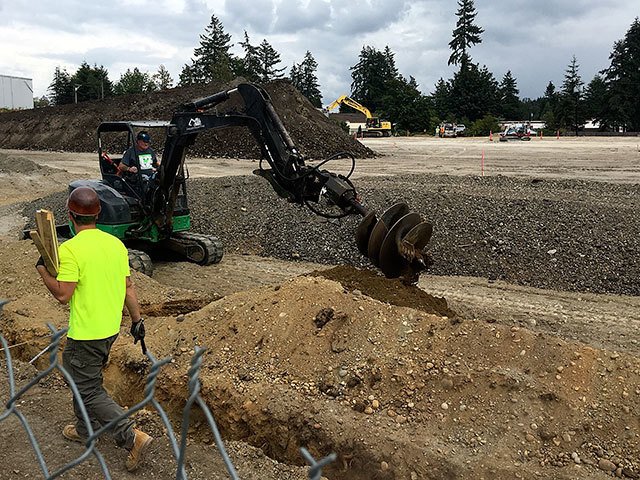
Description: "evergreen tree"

(236, 31), (261, 82)
(257, 39), (286, 82)
(70, 61), (112, 102)
(541, 81), (560, 131)
(583, 75), (608, 129)
(184, 15), (234, 84)
(559, 55), (585, 133)
(153, 64), (174, 90)
(498, 70), (520, 120)
(600, 17), (640, 131)
(47, 66), (73, 105)
(381, 76), (434, 133)
(448, 63), (499, 122)
(448, 0), (484, 67)
(289, 51), (322, 107)
(113, 68), (156, 95)
(350, 45), (395, 112)
(178, 63), (197, 86)
(432, 78), (452, 120)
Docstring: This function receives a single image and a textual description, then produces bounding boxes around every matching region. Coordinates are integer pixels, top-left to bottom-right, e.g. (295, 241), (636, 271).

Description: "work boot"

(125, 429), (153, 472)
(62, 424), (85, 444)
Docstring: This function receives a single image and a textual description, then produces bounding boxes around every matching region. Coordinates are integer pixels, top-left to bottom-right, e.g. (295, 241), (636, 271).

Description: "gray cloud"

(0, 0), (636, 104)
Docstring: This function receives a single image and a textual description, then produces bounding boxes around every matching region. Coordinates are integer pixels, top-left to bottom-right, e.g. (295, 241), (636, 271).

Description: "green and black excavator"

(65, 83), (433, 281)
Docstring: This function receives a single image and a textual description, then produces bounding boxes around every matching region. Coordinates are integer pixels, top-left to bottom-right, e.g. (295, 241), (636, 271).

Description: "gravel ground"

(23, 172), (640, 296)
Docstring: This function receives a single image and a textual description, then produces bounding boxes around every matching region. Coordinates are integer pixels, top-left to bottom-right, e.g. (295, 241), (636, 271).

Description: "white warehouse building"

(0, 74), (34, 109)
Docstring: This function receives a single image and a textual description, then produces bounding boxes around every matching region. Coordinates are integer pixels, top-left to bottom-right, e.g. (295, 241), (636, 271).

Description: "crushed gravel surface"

(22, 172), (640, 296)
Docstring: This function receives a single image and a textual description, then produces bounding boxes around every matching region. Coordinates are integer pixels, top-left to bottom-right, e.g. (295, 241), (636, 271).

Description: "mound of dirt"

(4, 275), (636, 479)
(0, 151), (57, 174)
(0, 79), (374, 160)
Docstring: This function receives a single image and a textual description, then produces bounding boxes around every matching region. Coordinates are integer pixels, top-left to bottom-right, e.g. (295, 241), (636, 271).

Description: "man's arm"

(119, 149), (138, 174)
(36, 265), (76, 304)
(124, 276), (142, 322)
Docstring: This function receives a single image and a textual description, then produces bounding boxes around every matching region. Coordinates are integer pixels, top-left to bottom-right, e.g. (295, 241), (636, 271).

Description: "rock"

(598, 458), (617, 472)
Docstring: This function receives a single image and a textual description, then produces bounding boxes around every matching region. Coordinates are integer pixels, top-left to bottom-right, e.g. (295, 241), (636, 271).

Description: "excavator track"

(128, 248), (154, 277)
(167, 232), (224, 266)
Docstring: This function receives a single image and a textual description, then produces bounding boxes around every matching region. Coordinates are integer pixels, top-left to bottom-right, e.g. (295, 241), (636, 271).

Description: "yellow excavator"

(325, 95), (392, 137)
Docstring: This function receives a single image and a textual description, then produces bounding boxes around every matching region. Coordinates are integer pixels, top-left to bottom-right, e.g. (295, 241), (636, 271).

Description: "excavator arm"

(325, 95), (373, 119)
(153, 83), (431, 281)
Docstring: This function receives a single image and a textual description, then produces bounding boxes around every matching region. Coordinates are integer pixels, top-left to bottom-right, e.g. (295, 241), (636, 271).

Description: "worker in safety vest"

(35, 186), (153, 472)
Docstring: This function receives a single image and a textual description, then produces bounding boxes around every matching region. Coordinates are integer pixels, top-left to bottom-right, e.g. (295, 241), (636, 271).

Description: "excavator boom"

(91, 84), (429, 281)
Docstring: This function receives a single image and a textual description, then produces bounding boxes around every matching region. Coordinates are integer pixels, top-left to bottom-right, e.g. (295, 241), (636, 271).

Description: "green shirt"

(57, 228), (130, 340)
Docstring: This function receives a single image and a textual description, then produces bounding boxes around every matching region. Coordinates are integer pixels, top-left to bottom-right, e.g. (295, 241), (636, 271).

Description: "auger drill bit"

(355, 202), (433, 283)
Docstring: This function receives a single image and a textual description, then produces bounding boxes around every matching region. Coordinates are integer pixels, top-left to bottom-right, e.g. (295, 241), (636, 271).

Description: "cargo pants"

(62, 335), (135, 449)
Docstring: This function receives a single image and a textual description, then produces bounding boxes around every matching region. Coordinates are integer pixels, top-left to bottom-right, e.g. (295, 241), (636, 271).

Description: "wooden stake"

(32, 209), (59, 276)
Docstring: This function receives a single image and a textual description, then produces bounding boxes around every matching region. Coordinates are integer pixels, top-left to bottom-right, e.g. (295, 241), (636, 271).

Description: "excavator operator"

(119, 131), (159, 195)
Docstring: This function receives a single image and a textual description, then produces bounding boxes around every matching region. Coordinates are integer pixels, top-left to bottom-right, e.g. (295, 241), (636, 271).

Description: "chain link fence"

(1, 301), (335, 480)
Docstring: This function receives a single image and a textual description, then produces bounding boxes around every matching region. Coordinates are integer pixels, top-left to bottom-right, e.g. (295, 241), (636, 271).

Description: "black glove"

(130, 319), (145, 344)
(35, 256), (45, 268)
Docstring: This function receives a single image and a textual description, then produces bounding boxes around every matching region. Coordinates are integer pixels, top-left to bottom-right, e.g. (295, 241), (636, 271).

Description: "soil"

(1, 92), (639, 479)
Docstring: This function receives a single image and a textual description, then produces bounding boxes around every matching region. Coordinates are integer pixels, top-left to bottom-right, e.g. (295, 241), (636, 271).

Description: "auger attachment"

(355, 203), (433, 282)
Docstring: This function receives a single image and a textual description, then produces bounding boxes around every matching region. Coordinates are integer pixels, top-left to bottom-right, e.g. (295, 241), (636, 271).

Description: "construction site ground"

(1, 136), (639, 480)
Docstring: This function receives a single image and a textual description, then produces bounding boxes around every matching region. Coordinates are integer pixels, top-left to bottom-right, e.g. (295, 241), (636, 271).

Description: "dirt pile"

(0, 79), (374, 160)
(2, 273), (638, 479)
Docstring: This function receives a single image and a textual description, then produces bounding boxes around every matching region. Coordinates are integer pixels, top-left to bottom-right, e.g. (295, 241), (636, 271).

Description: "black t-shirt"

(122, 146), (158, 174)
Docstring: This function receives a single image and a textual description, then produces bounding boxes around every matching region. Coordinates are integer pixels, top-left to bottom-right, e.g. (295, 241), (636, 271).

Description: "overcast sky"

(0, 0), (636, 106)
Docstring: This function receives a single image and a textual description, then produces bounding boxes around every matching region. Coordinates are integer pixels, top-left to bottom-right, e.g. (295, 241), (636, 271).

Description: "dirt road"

(5, 135), (640, 183)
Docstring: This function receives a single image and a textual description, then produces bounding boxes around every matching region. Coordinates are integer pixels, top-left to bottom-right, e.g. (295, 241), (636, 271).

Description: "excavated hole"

(109, 365), (401, 480)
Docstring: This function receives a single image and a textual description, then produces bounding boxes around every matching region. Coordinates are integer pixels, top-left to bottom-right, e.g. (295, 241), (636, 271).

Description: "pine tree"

(584, 75), (608, 129)
(153, 65), (174, 90)
(236, 31), (261, 82)
(113, 68), (157, 95)
(184, 15), (234, 84)
(289, 51), (322, 107)
(70, 62), (112, 102)
(350, 46), (393, 112)
(498, 70), (521, 120)
(178, 63), (197, 86)
(448, 0), (484, 67)
(47, 67), (73, 105)
(256, 39), (286, 82)
(559, 55), (585, 133)
(600, 17), (640, 130)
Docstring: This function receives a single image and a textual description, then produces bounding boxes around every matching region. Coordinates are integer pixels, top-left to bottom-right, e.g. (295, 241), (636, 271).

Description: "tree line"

(42, 4), (640, 135)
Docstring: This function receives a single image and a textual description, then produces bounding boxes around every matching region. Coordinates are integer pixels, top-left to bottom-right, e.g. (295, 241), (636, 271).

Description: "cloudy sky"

(0, 0), (636, 105)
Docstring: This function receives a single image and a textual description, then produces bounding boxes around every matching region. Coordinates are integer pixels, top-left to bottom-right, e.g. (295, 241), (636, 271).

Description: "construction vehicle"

(325, 95), (392, 137)
(53, 84), (431, 281)
(499, 123), (534, 142)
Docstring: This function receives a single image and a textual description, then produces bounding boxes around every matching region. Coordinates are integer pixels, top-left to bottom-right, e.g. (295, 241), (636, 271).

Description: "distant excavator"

(325, 95), (392, 137)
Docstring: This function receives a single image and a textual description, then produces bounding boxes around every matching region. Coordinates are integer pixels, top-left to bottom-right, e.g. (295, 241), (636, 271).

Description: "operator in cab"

(119, 130), (159, 181)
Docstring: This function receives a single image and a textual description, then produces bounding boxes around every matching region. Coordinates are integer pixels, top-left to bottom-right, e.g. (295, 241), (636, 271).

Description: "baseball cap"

(136, 131), (151, 143)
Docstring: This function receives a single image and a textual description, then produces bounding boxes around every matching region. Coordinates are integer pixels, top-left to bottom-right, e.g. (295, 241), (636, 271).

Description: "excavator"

(325, 95), (392, 137)
(64, 83), (431, 282)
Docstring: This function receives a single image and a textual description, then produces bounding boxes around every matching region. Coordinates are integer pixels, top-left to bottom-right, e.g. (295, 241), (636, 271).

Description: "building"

(0, 74), (34, 110)
(327, 112), (367, 135)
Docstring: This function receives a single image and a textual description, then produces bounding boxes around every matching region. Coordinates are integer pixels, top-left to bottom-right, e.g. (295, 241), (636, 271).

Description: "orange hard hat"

(67, 186), (101, 216)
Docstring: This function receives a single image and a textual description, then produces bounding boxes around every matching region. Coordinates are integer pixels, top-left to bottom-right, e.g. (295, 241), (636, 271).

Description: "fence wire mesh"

(1, 308), (335, 480)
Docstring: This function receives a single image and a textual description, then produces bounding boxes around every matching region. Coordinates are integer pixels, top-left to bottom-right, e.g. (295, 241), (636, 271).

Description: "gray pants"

(62, 335), (135, 449)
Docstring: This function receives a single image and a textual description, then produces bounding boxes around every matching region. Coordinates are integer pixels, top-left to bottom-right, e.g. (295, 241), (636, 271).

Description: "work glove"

(35, 256), (45, 268)
(130, 318), (146, 344)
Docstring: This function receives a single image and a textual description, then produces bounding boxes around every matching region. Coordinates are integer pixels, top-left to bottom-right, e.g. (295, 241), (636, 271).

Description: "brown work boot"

(125, 428), (153, 472)
(62, 424), (85, 444)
